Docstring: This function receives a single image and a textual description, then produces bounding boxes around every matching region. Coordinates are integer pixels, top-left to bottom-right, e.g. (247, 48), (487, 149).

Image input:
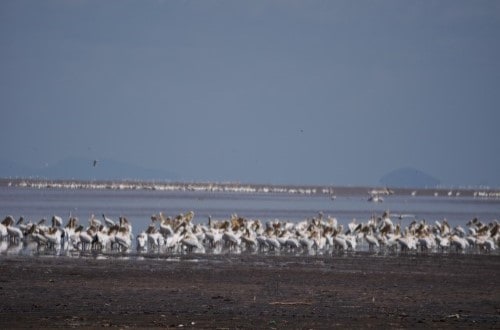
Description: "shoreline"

(2, 178), (500, 198)
(0, 253), (499, 328)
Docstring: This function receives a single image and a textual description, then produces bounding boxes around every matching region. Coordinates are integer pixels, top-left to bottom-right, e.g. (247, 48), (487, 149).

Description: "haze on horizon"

(1, 1), (499, 187)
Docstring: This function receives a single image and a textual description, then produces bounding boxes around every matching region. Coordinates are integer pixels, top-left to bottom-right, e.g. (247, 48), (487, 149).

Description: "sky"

(1, 0), (499, 187)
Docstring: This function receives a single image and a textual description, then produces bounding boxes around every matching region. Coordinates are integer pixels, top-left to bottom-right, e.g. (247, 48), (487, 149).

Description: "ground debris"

(0, 254), (498, 328)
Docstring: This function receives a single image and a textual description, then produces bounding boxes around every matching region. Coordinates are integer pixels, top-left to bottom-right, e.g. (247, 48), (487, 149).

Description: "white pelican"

(0, 221), (7, 240)
(0, 241), (8, 253)
(181, 230), (204, 252)
(417, 235), (436, 252)
(78, 228), (94, 251)
(455, 226), (466, 237)
(51, 215), (63, 228)
(477, 237), (496, 252)
(204, 228), (222, 249)
(222, 230), (241, 250)
(450, 234), (469, 252)
(346, 219), (361, 235)
(256, 234), (269, 251)
(136, 232), (148, 252)
(89, 214), (102, 228)
(65, 218), (80, 250)
(42, 227), (63, 251)
(332, 234), (348, 251)
(383, 233), (400, 251)
(299, 234), (314, 251)
(28, 225), (48, 251)
(436, 235), (450, 251)
(93, 228), (112, 251)
(285, 237), (300, 250)
(114, 227), (132, 252)
(239, 228), (257, 250)
(266, 235), (282, 251)
(312, 232), (327, 251)
(396, 236), (416, 252)
(165, 232), (181, 251)
(148, 232), (165, 251)
(102, 214), (116, 227)
(368, 194), (383, 203)
(344, 234), (357, 251)
(5, 219), (24, 244)
(364, 233), (380, 251)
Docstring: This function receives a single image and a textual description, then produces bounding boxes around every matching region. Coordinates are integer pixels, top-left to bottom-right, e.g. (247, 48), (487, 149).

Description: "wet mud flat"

(0, 253), (499, 328)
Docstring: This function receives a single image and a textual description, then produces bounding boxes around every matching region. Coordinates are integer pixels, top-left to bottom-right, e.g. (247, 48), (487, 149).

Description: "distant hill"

(380, 167), (440, 188)
(0, 157), (178, 181)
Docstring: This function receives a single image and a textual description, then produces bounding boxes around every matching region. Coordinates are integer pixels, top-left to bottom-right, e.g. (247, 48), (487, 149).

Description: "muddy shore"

(0, 253), (499, 328)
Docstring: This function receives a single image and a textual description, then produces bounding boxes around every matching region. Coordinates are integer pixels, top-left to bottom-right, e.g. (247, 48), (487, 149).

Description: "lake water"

(1, 186), (499, 232)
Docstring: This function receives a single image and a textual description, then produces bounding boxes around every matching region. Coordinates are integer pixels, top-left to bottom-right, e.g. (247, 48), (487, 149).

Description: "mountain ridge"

(379, 167), (440, 188)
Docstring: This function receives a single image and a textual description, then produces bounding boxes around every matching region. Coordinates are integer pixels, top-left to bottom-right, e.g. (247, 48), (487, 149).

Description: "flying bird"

(93, 160), (98, 167)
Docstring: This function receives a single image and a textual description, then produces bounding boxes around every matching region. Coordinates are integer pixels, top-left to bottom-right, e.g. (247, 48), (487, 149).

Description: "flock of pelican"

(0, 211), (498, 256)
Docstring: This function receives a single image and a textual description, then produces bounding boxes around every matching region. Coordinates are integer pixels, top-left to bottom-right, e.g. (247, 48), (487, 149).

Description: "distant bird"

(93, 160), (98, 167)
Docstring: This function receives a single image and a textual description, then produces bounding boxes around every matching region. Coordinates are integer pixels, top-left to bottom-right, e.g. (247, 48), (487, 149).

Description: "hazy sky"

(1, 1), (499, 186)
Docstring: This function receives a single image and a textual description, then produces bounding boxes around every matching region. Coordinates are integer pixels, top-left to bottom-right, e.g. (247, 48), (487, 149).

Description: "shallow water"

(1, 186), (498, 231)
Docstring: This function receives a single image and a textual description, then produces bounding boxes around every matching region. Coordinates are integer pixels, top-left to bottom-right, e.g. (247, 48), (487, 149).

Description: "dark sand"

(0, 253), (499, 328)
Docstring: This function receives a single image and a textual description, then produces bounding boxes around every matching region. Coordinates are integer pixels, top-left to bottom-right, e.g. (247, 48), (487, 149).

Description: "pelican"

(204, 228), (222, 249)
(28, 225), (48, 251)
(102, 214), (116, 227)
(51, 215), (63, 228)
(240, 232), (258, 250)
(91, 226), (112, 251)
(266, 234), (282, 251)
(332, 234), (348, 251)
(78, 228), (94, 251)
(42, 227), (63, 251)
(222, 230), (241, 250)
(114, 226), (132, 252)
(383, 233), (400, 251)
(256, 234), (269, 251)
(364, 233), (380, 251)
(476, 237), (496, 252)
(344, 234), (357, 251)
(0, 221), (7, 241)
(298, 234), (315, 251)
(148, 231), (165, 251)
(165, 230), (182, 251)
(181, 229), (204, 252)
(417, 235), (436, 252)
(0, 241), (8, 253)
(136, 232), (148, 252)
(450, 234), (469, 252)
(3, 216), (24, 244)
(368, 194), (383, 203)
(285, 237), (300, 250)
(89, 214), (101, 228)
(396, 235), (417, 252)
(436, 235), (450, 251)
(346, 219), (361, 235)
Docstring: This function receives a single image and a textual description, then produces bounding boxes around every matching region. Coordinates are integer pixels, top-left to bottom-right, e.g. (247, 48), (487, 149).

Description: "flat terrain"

(0, 253), (499, 328)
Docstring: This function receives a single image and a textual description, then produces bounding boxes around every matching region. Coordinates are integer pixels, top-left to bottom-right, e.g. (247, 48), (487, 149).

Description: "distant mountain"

(380, 167), (440, 188)
(0, 157), (178, 181)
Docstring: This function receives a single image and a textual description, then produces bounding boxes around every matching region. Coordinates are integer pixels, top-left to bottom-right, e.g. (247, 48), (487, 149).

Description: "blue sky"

(1, 1), (499, 186)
